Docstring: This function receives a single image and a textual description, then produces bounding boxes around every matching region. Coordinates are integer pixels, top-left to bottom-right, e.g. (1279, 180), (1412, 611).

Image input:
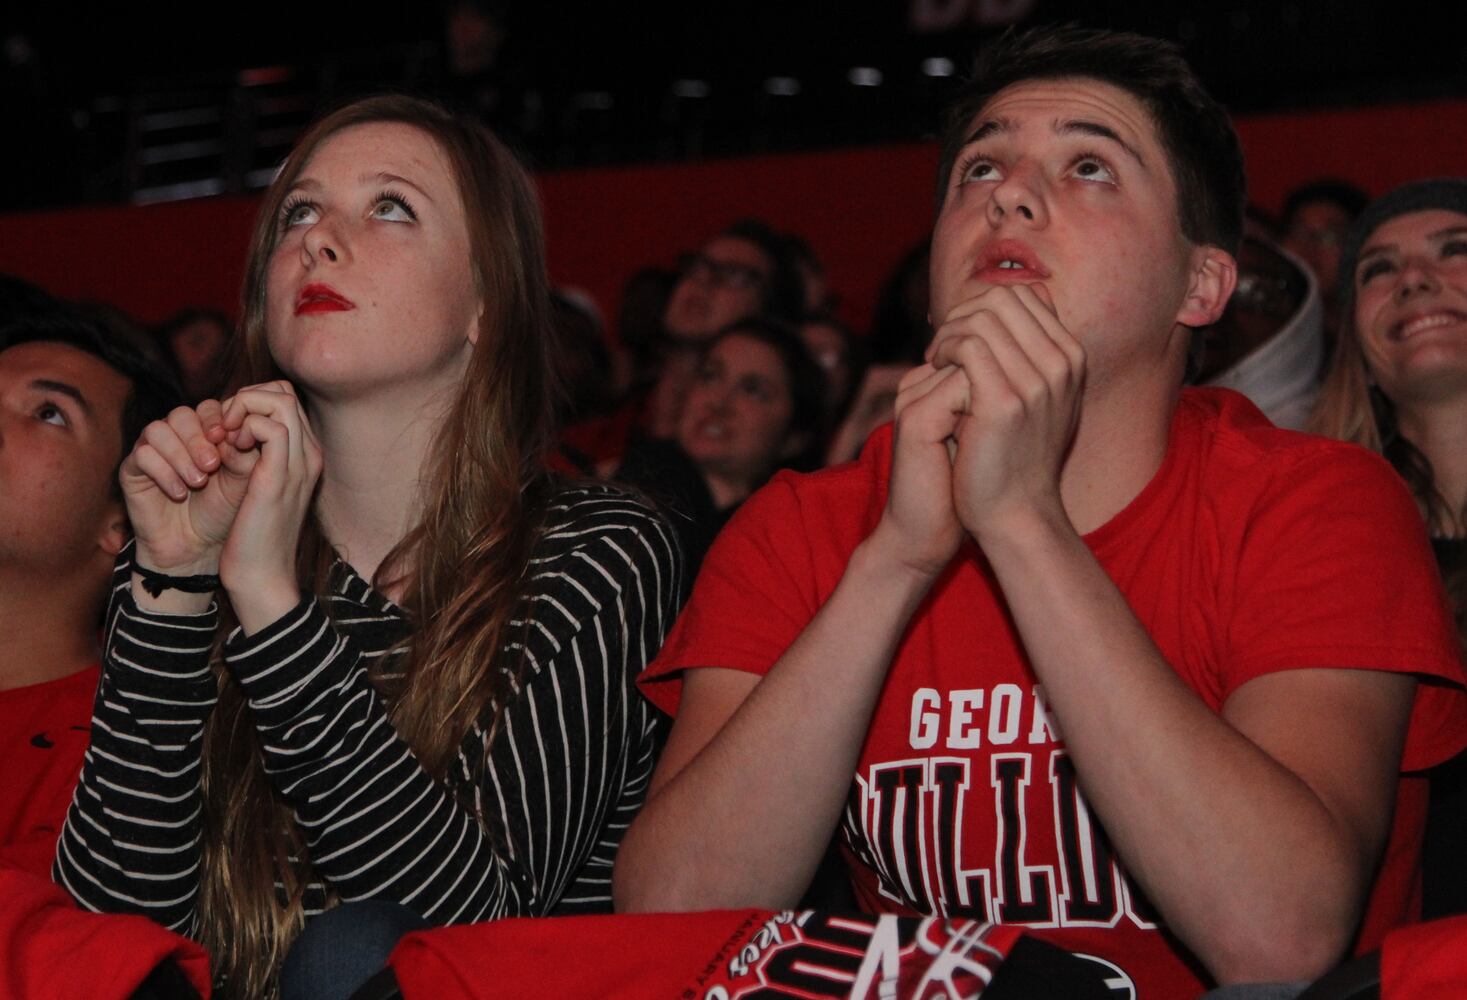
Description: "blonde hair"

(199, 95), (555, 997)
(1310, 212), (1467, 654)
(1310, 238), (1459, 537)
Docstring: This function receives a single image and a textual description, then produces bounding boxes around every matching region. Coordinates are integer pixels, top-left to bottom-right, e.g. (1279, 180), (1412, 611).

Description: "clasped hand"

(120, 380), (323, 622)
(879, 284), (1085, 576)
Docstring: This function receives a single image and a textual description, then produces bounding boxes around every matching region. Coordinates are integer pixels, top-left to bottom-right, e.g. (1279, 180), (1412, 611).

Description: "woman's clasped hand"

(123, 381), (323, 630)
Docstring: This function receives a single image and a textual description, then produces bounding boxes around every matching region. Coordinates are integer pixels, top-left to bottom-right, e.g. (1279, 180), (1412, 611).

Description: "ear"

(466, 298), (485, 347)
(1176, 245), (1237, 329)
(97, 500), (129, 559)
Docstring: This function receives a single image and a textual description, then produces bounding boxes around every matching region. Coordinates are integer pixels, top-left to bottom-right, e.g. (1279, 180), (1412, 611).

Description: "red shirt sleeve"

(1223, 443), (1467, 771)
(639, 473), (828, 716)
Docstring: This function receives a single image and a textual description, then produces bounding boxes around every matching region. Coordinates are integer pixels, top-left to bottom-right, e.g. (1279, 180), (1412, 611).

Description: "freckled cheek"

(264, 256), (294, 319)
(375, 253), (469, 330)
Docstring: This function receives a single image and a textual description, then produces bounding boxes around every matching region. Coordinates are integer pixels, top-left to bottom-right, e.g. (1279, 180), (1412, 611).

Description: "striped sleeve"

(53, 545), (219, 935)
(223, 488), (681, 921)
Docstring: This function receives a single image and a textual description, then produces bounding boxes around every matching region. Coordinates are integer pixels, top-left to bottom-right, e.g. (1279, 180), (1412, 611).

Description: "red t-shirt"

(0, 866), (211, 1000)
(1381, 914), (1467, 997)
(0, 664), (97, 878)
(641, 388), (1467, 999)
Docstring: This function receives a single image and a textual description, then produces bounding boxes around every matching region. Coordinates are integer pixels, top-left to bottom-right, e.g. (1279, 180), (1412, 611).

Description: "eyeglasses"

(677, 252), (769, 291)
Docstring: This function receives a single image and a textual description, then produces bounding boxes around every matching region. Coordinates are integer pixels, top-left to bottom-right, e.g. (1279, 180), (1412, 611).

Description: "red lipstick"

(295, 283), (355, 316)
(973, 239), (1051, 284)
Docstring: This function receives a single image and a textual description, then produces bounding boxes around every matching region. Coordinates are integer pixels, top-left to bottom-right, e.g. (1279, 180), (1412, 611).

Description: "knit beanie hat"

(1337, 177), (1467, 323)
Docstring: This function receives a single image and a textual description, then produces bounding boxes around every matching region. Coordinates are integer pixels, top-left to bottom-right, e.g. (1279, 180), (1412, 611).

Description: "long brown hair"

(198, 95), (555, 997)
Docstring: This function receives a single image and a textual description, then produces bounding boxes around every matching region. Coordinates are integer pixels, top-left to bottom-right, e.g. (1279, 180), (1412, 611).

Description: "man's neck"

(311, 385), (454, 589)
(1057, 372), (1179, 537)
(0, 567), (101, 691)
(1398, 395), (1467, 533)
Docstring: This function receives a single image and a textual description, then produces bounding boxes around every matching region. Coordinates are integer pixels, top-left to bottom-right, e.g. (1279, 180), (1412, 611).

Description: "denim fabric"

(279, 900), (431, 1000)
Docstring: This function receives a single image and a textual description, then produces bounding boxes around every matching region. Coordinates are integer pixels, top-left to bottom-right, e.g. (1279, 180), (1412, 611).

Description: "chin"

(681, 440), (722, 466)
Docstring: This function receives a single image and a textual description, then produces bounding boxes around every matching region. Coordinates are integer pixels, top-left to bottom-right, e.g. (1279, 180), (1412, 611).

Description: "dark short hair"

(0, 308), (183, 485)
(719, 219), (807, 325)
(156, 306), (233, 342)
(703, 315), (828, 472)
(935, 25), (1246, 256)
(0, 273), (60, 324)
(1280, 178), (1370, 231)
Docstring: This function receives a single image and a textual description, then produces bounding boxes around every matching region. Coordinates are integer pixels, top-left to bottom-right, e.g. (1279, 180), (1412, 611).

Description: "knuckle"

(1019, 378), (1051, 406)
(897, 365), (930, 393)
(144, 420), (175, 445)
(987, 388), (1024, 421)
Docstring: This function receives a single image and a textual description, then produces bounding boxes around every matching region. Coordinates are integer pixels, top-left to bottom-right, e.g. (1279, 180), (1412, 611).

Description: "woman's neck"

(1398, 395), (1467, 535)
(310, 389), (451, 589)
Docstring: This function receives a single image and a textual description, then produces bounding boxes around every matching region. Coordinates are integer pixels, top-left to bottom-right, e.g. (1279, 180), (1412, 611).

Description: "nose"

(709, 383), (737, 414)
(685, 263), (718, 292)
(985, 160), (1047, 229)
(1395, 254), (1441, 301)
(300, 214), (348, 267)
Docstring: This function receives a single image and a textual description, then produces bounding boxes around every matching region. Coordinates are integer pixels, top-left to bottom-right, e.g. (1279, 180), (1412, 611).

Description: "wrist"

(227, 575), (303, 636)
(133, 543), (220, 579)
(968, 498), (1074, 558)
(131, 570), (216, 616)
(860, 520), (953, 586)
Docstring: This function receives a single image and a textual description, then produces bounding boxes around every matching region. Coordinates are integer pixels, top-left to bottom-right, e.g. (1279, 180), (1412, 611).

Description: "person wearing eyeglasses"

(647, 219), (805, 440)
(1280, 179), (1369, 345)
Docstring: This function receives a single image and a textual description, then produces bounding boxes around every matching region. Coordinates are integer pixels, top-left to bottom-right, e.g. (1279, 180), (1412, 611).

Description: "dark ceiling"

(3, 0), (1463, 212)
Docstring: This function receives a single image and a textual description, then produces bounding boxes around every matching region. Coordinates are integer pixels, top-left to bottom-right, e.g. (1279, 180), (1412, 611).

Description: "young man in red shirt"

(0, 305), (177, 876)
(616, 27), (1467, 997)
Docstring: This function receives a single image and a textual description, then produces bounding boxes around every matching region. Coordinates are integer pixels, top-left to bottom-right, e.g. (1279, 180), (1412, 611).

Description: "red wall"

(2, 98), (1464, 336)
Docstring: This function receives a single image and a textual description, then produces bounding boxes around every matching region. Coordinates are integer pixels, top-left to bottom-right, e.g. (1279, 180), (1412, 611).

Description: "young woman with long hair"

(1311, 176), (1467, 920)
(55, 95), (679, 998)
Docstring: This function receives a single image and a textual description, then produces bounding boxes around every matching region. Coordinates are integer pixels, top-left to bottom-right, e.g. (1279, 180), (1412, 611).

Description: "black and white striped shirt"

(55, 485), (679, 935)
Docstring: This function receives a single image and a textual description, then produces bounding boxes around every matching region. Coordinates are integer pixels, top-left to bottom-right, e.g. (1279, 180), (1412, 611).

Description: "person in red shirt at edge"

(0, 303), (178, 877)
(615, 25), (1467, 1000)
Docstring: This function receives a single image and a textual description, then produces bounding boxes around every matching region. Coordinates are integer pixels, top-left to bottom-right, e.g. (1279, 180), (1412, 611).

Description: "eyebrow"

(963, 117), (1012, 146)
(962, 116), (1144, 168)
(1057, 119), (1146, 167)
(31, 379), (92, 416)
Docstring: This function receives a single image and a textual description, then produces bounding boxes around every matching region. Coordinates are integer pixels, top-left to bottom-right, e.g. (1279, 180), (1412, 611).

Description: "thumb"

(217, 442), (260, 497)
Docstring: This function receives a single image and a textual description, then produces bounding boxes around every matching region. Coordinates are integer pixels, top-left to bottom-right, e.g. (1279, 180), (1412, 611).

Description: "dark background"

(4, 0), (1464, 213)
